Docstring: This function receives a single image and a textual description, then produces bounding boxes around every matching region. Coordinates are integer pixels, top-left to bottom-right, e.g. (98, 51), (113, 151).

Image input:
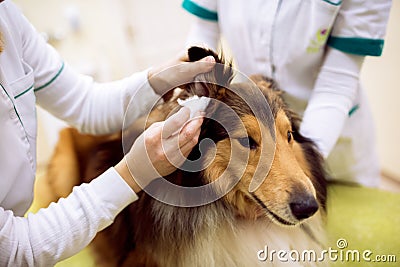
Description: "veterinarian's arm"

(299, 0), (391, 158)
(6, 0), (156, 135)
(10, 1), (212, 135)
(0, 168), (137, 266)
(299, 48), (363, 158)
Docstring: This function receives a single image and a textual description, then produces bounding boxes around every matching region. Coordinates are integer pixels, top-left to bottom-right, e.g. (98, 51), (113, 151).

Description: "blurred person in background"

(183, 0), (392, 187)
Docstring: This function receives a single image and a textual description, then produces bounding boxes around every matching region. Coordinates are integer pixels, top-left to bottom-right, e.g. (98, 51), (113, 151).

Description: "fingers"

(149, 49), (216, 96)
(182, 56), (216, 77)
(161, 113), (203, 154)
(179, 125), (202, 157)
(124, 109), (203, 182)
(161, 107), (190, 138)
(162, 115), (203, 168)
(177, 114), (203, 147)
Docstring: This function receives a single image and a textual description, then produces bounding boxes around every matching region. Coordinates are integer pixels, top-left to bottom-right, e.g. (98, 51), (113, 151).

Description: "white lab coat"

(0, 0), (157, 265)
(183, 0), (392, 186)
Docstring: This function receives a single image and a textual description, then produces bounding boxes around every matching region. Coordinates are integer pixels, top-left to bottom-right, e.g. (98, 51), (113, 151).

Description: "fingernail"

(203, 56), (215, 63)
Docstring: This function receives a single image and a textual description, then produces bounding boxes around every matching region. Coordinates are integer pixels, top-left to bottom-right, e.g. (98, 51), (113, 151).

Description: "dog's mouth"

(250, 193), (296, 226)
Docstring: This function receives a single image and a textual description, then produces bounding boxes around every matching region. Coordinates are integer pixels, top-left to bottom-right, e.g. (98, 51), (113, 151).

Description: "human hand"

(115, 107), (203, 192)
(148, 50), (216, 96)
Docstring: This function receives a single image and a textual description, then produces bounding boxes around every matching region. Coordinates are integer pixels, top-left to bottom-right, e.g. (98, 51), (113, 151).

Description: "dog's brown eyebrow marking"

(276, 110), (292, 137)
(241, 115), (262, 145)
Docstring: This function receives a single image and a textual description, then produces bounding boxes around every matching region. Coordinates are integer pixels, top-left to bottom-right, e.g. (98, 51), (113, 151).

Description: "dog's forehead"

(202, 82), (277, 140)
(223, 82), (279, 120)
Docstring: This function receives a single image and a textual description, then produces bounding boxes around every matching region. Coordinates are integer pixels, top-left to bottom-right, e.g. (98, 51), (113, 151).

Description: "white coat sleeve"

(0, 168), (138, 266)
(12, 2), (159, 135)
(327, 0), (391, 56)
(300, 0), (391, 158)
(186, 17), (220, 52)
(182, 0), (220, 51)
(35, 64), (159, 135)
(299, 48), (363, 158)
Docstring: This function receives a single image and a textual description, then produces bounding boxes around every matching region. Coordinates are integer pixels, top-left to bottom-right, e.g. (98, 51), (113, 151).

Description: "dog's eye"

(287, 131), (293, 143)
(237, 137), (257, 150)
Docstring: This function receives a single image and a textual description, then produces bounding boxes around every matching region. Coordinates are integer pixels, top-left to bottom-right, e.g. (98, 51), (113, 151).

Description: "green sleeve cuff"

(327, 36), (384, 56)
(182, 0), (218, 21)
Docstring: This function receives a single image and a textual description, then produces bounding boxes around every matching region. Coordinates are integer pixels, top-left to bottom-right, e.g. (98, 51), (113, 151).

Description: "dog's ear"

(188, 46), (219, 62)
(185, 46), (234, 100)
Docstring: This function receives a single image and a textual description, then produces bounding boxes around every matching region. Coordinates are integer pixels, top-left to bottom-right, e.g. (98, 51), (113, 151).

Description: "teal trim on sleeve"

(14, 85), (33, 99)
(348, 104), (359, 117)
(34, 62), (65, 92)
(322, 0), (342, 6)
(328, 37), (384, 56)
(182, 0), (218, 21)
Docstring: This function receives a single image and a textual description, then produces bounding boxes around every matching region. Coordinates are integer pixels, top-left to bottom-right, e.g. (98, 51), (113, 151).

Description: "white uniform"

(183, 0), (392, 187)
(0, 0), (159, 265)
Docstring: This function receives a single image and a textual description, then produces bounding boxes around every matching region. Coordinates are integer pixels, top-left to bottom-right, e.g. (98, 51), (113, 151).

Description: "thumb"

(184, 55), (216, 77)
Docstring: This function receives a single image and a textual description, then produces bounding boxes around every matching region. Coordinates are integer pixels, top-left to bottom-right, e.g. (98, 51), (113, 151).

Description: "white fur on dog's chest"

(179, 219), (324, 267)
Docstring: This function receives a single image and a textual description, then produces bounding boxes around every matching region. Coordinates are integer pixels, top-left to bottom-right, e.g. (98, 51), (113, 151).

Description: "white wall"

(14, 0), (400, 178)
(361, 0), (400, 178)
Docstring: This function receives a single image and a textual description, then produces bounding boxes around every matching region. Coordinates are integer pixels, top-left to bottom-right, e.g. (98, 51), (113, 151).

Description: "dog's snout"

(289, 194), (319, 220)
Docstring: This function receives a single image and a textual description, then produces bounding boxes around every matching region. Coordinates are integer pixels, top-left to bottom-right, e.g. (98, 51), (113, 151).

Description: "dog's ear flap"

(162, 46), (224, 102)
(188, 46), (219, 62)
(185, 46), (234, 100)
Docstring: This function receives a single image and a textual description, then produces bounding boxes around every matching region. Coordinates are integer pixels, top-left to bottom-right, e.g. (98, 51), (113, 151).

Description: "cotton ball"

(177, 95), (211, 118)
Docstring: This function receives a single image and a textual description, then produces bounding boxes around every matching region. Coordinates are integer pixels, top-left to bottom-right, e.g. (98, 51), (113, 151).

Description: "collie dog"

(45, 47), (327, 266)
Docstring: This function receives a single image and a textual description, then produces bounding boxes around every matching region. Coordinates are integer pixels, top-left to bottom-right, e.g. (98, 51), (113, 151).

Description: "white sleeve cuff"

(89, 167), (138, 216)
(122, 69), (161, 127)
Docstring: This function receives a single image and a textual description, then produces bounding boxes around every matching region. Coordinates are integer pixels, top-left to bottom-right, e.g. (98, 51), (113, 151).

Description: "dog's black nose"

(290, 195), (319, 220)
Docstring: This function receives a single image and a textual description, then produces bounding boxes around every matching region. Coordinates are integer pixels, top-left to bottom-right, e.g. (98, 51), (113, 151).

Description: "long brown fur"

(44, 47), (328, 267)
